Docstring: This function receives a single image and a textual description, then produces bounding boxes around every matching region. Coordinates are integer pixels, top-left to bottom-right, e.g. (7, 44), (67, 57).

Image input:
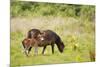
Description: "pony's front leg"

(42, 46), (47, 55)
(51, 44), (54, 54)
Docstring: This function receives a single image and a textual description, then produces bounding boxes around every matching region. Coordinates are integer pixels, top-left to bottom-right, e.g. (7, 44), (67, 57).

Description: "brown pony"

(22, 38), (40, 56)
(38, 30), (65, 54)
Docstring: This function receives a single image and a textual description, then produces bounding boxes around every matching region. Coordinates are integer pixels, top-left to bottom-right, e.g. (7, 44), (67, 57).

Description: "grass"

(10, 17), (95, 67)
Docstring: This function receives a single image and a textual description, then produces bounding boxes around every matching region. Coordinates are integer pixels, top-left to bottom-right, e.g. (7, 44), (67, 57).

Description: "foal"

(22, 37), (42, 56)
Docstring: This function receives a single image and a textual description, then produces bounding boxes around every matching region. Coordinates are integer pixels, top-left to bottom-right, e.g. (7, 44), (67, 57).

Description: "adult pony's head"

(56, 41), (65, 53)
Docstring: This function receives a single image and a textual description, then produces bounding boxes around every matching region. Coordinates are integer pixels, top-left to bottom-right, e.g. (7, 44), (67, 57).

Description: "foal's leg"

(22, 44), (25, 49)
(28, 47), (32, 54)
(22, 43), (27, 56)
(24, 45), (31, 56)
(51, 44), (54, 54)
(42, 46), (47, 54)
(34, 46), (38, 56)
(24, 48), (29, 56)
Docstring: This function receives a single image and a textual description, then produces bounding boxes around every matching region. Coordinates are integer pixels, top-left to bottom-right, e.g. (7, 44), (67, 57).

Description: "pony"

(38, 30), (65, 54)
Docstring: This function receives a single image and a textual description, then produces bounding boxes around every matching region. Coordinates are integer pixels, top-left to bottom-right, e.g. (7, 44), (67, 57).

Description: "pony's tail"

(27, 31), (32, 38)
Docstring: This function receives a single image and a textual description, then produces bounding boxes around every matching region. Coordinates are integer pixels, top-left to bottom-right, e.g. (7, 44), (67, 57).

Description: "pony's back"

(42, 30), (62, 42)
(27, 29), (41, 38)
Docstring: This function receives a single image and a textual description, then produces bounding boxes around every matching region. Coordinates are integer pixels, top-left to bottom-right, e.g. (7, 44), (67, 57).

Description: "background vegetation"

(11, 1), (95, 21)
(10, 1), (95, 67)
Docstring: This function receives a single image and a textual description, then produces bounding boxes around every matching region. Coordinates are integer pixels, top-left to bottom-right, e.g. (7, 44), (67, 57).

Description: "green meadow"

(10, 1), (95, 67)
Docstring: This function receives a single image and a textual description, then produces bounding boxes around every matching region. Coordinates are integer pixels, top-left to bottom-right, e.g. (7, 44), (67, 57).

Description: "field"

(10, 1), (95, 67)
(11, 16), (95, 67)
